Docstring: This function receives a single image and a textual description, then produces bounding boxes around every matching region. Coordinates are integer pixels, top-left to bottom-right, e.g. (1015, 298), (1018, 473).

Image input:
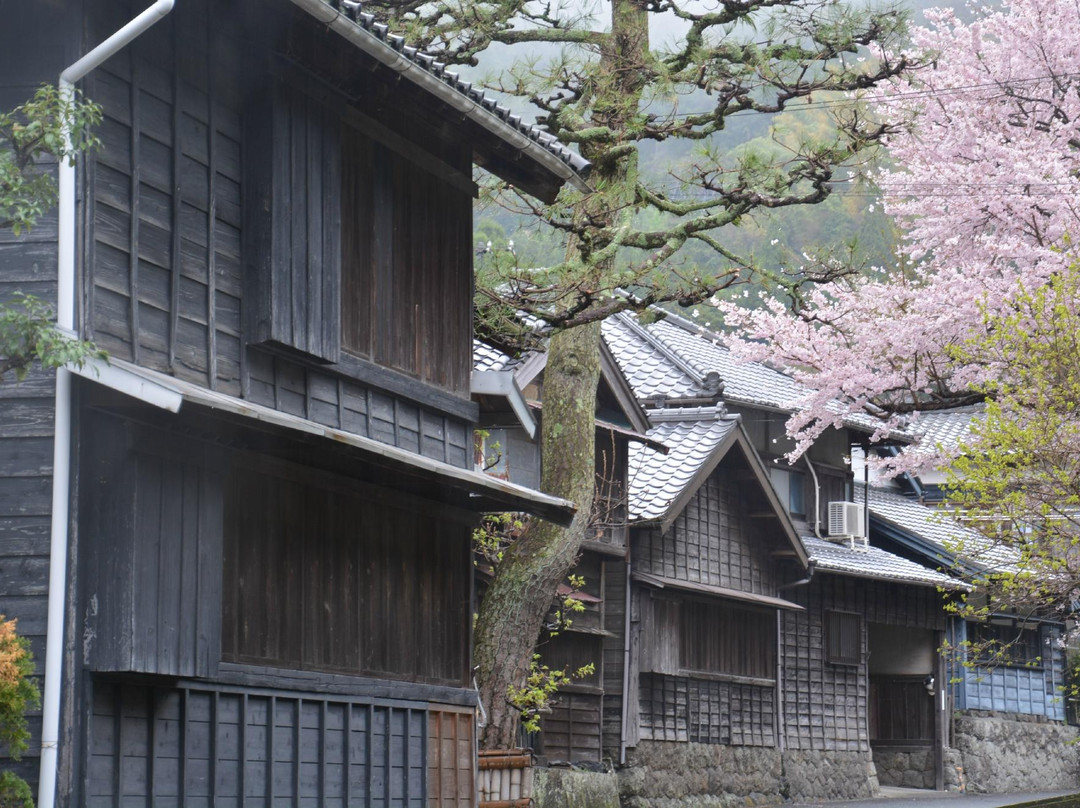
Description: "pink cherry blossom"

(720, 0), (1080, 467)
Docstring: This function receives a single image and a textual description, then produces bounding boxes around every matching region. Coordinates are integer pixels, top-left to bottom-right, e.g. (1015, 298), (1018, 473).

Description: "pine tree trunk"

(472, 0), (649, 751)
(473, 322), (602, 749)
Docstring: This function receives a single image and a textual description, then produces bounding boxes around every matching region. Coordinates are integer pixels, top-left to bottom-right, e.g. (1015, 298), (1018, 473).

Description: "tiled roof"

(317, 0), (590, 177)
(802, 535), (963, 589)
(473, 340), (517, 373)
(860, 485), (1018, 572)
(910, 405), (985, 454)
(627, 407), (739, 522)
(603, 312), (900, 436)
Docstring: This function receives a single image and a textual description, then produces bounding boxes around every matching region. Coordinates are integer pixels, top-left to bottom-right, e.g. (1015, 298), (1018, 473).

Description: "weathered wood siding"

(633, 465), (782, 595)
(221, 460), (472, 688)
(86, 0), (245, 393)
(0, 368), (53, 788)
(638, 674), (775, 746)
(247, 79), (341, 363)
(782, 575), (946, 751)
(85, 678), (435, 807)
(79, 411), (223, 679)
(601, 559), (626, 759)
(84, 0), (476, 467)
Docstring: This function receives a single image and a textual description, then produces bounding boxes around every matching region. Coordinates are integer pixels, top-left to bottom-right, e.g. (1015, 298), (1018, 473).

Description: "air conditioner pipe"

(803, 456), (823, 540)
(42, 4), (176, 807)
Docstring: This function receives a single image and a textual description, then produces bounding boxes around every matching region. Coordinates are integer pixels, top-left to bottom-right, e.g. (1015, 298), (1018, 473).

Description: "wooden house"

(867, 485), (1073, 776)
(0, 1), (586, 804)
(863, 402), (1078, 792)
(603, 312), (963, 801)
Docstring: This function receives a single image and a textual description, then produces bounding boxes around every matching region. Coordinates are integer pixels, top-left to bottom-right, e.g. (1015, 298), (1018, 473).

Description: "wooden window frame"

(826, 609), (862, 666)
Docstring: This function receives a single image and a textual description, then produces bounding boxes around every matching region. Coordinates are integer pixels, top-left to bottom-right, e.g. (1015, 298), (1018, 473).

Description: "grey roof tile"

(859, 485), (1018, 572)
(627, 407), (739, 522)
(473, 340), (516, 372)
(910, 405), (985, 454)
(320, 0), (590, 177)
(603, 312), (902, 436)
(802, 535), (962, 589)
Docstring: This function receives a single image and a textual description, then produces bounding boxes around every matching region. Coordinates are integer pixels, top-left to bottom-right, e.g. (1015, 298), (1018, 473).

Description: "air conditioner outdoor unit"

(828, 501), (866, 539)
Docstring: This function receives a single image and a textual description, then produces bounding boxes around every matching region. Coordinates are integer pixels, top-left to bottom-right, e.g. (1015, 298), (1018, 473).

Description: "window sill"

(677, 669), (776, 688)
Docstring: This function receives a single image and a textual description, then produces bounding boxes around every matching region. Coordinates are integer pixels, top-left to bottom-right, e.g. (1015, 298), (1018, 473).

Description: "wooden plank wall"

(86, 0), (244, 395)
(601, 559), (626, 759)
(85, 0), (475, 469)
(0, 200), (62, 787)
(79, 412), (223, 679)
(638, 674), (775, 747)
(245, 352), (473, 468)
(428, 708), (475, 808)
(782, 575), (946, 752)
(85, 679), (431, 807)
(540, 693), (603, 763)
(633, 466), (781, 595)
(221, 461), (472, 687)
(0, 366), (53, 788)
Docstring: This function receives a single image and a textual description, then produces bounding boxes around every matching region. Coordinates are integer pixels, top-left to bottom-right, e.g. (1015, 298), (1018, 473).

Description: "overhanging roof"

(632, 570), (805, 611)
(288, 0), (591, 202)
(72, 358), (576, 525)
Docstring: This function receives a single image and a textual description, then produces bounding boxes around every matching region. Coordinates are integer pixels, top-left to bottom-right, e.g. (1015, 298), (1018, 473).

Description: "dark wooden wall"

(0, 369), (53, 788)
(221, 460), (471, 687)
(633, 463), (783, 595)
(781, 575), (945, 752)
(601, 559), (626, 760)
(0, 1), (102, 792)
(86, 0), (245, 393)
(83, 0), (476, 469)
(79, 412), (223, 679)
(73, 399), (477, 803)
(638, 674), (775, 747)
(86, 678), (433, 807)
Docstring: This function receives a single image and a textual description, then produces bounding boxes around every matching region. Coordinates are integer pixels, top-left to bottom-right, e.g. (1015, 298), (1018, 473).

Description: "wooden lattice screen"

(428, 707), (475, 808)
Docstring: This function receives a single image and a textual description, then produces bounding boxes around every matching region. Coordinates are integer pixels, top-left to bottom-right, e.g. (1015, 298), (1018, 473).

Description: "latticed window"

(970, 621), (1043, 668)
(679, 600), (775, 679)
(826, 610), (862, 666)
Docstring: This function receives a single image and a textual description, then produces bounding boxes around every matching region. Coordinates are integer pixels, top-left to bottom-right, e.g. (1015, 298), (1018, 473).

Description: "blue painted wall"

(948, 619), (1066, 720)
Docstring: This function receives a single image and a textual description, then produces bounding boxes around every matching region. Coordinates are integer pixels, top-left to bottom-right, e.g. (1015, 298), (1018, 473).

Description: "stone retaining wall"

(874, 746), (936, 790)
(951, 711), (1080, 793)
(612, 742), (878, 808)
(782, 749), (879, 801)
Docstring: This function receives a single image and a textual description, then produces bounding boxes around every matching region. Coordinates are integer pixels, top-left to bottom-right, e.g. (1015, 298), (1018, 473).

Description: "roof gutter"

(48, 8), (177, 807)
(287, 0), (592, 195)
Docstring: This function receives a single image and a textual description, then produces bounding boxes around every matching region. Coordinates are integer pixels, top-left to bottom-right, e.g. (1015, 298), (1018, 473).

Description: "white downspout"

(41, 4), (176, 807)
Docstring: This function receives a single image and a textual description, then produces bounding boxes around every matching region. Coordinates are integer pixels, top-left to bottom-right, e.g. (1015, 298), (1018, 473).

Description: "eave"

(287, 0), (591, 203)
(631, 570), (805, 611)
(73, 358), (576, 525)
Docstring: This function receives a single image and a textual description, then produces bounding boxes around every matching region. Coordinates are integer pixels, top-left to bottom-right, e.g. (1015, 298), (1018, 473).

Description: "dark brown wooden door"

(869, 675), (935, 743)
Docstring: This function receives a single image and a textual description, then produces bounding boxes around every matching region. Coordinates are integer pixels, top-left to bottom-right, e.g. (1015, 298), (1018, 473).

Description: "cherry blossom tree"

(720, 0), (1080, 467)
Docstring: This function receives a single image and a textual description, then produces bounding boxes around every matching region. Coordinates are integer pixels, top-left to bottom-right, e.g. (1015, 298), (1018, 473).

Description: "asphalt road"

(789, 788), (1080, 808)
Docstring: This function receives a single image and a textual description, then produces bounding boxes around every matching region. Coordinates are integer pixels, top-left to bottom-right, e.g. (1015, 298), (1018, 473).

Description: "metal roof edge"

(631, 569), (806, 611)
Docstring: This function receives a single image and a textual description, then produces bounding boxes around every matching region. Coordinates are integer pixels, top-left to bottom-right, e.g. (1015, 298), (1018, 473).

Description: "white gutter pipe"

(42, 4), (175, 807)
